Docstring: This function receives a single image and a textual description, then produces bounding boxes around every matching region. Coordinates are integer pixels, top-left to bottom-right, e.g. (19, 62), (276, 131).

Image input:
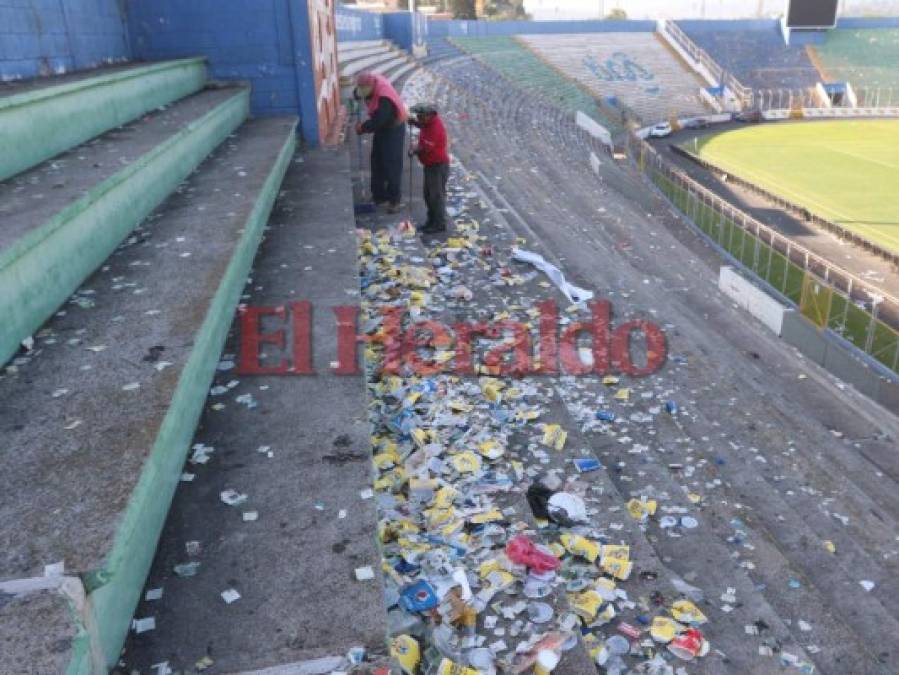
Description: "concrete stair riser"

(370, 54), (409, 76)
(338, 39), (387, 53)
(82, 123), (297, 670)
(338, 45), (392, 67)
(341, 50), (406, 79)
(0, 89), (250, 367)
(386, 62), (417, 83)
(0, 58), (207, 182)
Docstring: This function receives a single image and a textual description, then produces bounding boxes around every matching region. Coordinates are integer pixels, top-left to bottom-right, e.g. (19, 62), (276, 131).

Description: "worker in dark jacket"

(408, 104), (450, 234)
(355, 72), (407, 213)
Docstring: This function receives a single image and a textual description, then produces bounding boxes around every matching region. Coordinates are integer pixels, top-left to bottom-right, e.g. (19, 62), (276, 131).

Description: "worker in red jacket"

(408, 104), (450, 234)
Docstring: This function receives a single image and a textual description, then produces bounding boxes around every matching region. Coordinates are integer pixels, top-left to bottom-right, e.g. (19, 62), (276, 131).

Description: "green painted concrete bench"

(0, 116), (298, 672)
(0, 86), (250, 367)
(0, 58), (207, 182)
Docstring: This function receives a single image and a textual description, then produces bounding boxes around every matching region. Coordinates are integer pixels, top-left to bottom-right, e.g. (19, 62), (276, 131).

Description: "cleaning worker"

(354, 72), (407, 213)
(407, 103), (450, 234)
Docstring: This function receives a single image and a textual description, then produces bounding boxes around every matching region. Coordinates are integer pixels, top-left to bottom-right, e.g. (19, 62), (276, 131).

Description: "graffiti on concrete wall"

(584, 52), (655, 83)
(309, 0), (341, 143)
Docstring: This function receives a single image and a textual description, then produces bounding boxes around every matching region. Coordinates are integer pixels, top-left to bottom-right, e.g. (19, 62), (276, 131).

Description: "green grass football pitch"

(687, 119), (899, 255)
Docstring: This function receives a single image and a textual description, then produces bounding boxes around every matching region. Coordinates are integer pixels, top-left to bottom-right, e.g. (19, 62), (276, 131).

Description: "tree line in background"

(447, 0), (528, 19)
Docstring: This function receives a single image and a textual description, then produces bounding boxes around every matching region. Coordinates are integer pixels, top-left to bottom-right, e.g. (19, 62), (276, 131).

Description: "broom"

(353, 101), (377, 215)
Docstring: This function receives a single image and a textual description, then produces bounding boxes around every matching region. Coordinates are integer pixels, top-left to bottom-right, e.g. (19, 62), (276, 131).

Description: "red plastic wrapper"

(505, 535), (561, 573)
(617, 622), (642, 639)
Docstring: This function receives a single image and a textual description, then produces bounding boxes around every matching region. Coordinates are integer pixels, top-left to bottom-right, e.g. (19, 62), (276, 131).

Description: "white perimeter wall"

(719, 266), (787, 335)
(525, 0), (898, 20)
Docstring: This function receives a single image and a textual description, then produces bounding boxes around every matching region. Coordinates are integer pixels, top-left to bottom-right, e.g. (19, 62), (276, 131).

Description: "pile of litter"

(357, 216), (718, 673)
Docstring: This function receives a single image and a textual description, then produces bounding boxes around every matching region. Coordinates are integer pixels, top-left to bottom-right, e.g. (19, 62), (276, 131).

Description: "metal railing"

(854, 86), (899, 108)
(660, 20), (752, 104)
(738, 86), (899, 113)
(627, 133), (899, 375)
(671, 143), (899, 266)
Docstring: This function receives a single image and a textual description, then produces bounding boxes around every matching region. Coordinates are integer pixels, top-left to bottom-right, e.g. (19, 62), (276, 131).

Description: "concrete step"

(0, 58), (207, 182)
(0, 115), (298, 672)
(338, 39), (388, 55)
(0, 575), (99, 675)
(338, 44), (392, 68)
(386, 61), (418, 86)
(340, 49), (406, 80)
(0, 86), (250, 367)
(370, 54), (410, 78)
(120, 146), (389, 673)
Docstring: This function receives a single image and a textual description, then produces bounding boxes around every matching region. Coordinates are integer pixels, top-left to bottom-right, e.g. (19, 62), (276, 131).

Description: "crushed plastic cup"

(527, 601), (555, 624)
(436, 657), (480, 675)
(547, 492), (587, 524)
(626, 498), (657, 521)
(659, 515), (678, 529)
(400, 580), (438, 612)
(390, 635), (420, 674)
(534, 649), (561, 675)
(478, 439), (505, 460)
(600, 545), (633, 581)
(541, 424), (568, 450)
(467, 647), (495, 672)
(668, 628), (706, 660)
(560, 534), (599, 562)
(606, 635), (631, 656)
(671, 599), (708, 625)
(650, 616), (681, 643)
(570, 589), (603, 621)
(680, 516), (699, 529)
(524, 574), (554, 599)
(451, 451), (481, 473)
(506, 535), (561, 573)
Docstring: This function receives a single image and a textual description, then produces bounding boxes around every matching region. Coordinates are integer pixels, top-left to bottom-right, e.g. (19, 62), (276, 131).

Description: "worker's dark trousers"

(423, 162), (449, 229)
(371, 123), (405, 205)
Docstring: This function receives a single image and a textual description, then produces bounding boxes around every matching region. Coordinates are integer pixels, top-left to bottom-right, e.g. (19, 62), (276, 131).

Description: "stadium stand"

(451, 36), (625, 134)
(677, 20), (820, 90)
(812, 28), (899, 91)
(0, 61), (297, 671)
(520, 33), (708, 123)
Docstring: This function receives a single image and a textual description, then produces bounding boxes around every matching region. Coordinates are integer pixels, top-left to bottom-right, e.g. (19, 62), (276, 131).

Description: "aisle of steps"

(338, 39), (416, 97)
(121, 145), (388, 674)
(0, 61), (297, 674)
(419, 36), (465, 65)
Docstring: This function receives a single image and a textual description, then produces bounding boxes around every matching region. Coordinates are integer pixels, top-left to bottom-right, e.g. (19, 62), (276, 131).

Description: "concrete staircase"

(0, 60), (297, 674)
(338, 39), (416, 98)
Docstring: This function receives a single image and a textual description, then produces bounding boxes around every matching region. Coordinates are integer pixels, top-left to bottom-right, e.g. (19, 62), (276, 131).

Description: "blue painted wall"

(127, 0), (302, 119)
(0, 0), (130, 81)
(384, 12), (413, 50)
(333, 11), (655, 48)
(335, 4), (384, 41)
(425, 18), (656, 38)
(837, 16), (899, 28)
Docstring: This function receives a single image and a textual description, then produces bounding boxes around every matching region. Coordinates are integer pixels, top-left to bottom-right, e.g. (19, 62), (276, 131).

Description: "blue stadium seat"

(677, 20), (820, 90)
